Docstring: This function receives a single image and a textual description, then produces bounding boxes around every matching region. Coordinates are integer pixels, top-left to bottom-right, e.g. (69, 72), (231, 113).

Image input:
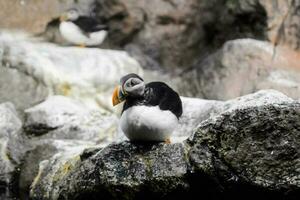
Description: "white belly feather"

(120, 105), (178, 142)
(59, 21), (107, 46)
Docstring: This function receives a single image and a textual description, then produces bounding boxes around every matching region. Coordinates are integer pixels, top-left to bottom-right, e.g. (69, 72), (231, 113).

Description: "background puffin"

(59, 9), (108, 47)
(112, 73), (182, 143)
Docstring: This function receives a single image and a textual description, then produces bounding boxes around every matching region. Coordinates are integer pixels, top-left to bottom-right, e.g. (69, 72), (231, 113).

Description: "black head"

(60, 8), (80, 21)
(112, 73), (145, 106)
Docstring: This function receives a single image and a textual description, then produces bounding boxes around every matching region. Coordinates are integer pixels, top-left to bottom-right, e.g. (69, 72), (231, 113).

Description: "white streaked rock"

(24, 95), (119, 144)
(0, 102), (23, 197)
(0, 31), (143, 111)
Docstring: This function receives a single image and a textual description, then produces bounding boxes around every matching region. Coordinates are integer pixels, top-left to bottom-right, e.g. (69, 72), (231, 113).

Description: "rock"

(24, 96), (118, 144)
(188, 89), (300, 198)
(17, 95), (119, 199)
(173, 97), (224, 142)
(178, 39), (300, 100)
(30, 142), (189, 200)
(4, 0), (300, 70)
(22, 139), (94, 200)
(261, 0), (300, 50)
(0, 102), (23, 198)
(29, 90), (300, 199)
(38, 0), (268, 69)
(0, 31), (143, 111)
(0, 65), (48, 114)
(93, 0), (300, 70)
(93, 0), (268, 69)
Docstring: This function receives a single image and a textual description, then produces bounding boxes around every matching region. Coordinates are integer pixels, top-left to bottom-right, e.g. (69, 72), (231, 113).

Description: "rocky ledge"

(23, 90), (299, 200)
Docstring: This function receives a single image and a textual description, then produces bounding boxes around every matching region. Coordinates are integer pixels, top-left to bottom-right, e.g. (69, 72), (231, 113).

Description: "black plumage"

(71, 17), (108, 33)
(122, 82), (183, 119)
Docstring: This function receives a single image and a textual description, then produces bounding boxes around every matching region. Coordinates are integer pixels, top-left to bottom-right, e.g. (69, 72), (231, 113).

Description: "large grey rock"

(173, 97), (224, 141)
(0, 31), (143, 111)
(93, 0), (267, 69)
(29, 90), (300, 200)
(24, 96), (118, 144)
(4, 0), (300, 71)
(24, 139), (94, 200)
(18, 96), (118, 199)
(0, 103), (23, 198)
(188, 90), (300, 196)
(261, 0), (300, 50)
(30, 142), (188, 200)
(36, 0), (268, 69)
(0, 67), (48, 114)
(178, 39), (300, 100)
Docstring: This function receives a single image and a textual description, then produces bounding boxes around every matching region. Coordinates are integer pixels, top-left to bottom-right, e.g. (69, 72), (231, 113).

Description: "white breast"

(119, 105), (179, 142)
(59, 21), (107, 46)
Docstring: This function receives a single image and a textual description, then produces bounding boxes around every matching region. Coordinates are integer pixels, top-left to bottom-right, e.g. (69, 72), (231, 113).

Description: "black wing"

(145, 82), (183, 118)
(123, 82), (183, 118)
(72, 17), (108, 33)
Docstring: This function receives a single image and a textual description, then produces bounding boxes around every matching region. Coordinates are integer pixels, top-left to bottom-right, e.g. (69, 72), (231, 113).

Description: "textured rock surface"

(173, 97), (224, 141)
(0, 31), (143, 111)
(24, 96), (118, 144)
(29, 90), (300, 200)
(92, 0), (300, 70)
(188, 90), (300, 198)
(30, 142), (189, 200)
(18, 95), (120, 199)
(32, 0), (268, 69)
(0, 64), (48, 114)
(0, 97), (120, 199)
(261, 0), (300, 50)
(4, 0), (300, 70)
(93, 0), (268, 69)
(0, 103), (23, 199)
(27, 140), (94, 200)
(178, 39), (300, 100)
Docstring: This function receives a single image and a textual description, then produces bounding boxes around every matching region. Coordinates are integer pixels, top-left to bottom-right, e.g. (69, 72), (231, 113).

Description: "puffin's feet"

(165, 138), (171, 144)
(78, 44), (86, 48)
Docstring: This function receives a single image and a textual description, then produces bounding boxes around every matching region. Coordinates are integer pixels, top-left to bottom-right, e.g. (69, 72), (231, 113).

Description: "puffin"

(112, 73), (182, 143)
(59, 9), (108, 47)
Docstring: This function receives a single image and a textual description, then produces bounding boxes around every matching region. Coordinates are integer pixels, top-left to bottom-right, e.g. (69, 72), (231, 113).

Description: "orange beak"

(112, 86), (124, 106)
(60, 15), (68, 22)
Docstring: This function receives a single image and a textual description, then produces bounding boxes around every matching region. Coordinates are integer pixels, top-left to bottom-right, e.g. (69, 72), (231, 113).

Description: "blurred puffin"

(59, 9), (108, 47)
(112, 73), (182, 143)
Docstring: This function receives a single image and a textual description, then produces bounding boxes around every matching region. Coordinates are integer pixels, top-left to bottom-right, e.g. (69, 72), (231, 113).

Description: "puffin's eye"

(126, 81), (132, 87)
(131, 79), (135, 85)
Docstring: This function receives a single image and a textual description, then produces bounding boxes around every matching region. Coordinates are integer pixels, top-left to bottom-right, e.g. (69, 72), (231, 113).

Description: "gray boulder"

(94, 0), (267, 69)
(178, 39), (300, 100)
(4, 0), (300, 71)
(35, 0), (268, 69)
(173, 97), (224, 141)
(0, 31), (143, 111)
(30, 142), (188, 200)
(188, 90), (299, 190)
(24, 96), (118, 144)
(19, 96), (118, 199)
(0, 103), (23, 199)
(29, 90), (300, 200)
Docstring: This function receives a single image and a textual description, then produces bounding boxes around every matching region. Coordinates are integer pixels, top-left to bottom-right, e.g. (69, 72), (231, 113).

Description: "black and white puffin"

(59, 9), (108, 47)
(112, 73), (182, 143)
